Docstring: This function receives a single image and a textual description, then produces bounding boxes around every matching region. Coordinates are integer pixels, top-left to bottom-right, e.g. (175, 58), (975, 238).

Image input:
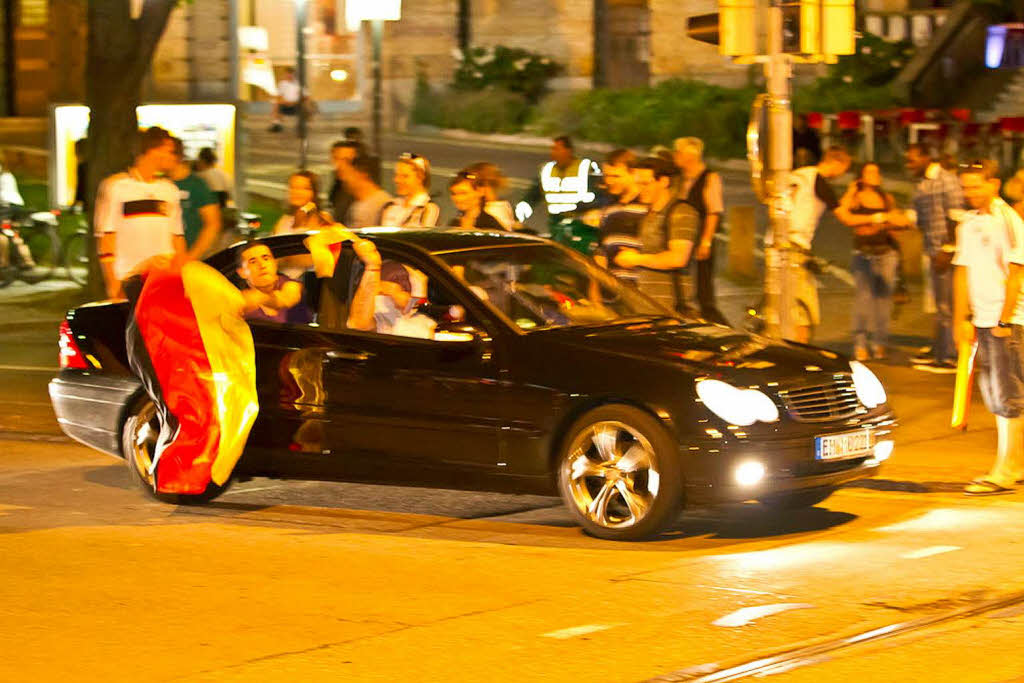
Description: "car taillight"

(58, 320), (91, 370)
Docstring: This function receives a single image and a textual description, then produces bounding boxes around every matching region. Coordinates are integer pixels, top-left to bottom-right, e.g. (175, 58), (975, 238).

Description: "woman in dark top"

(447, 170), (505, 230)
(841, 163), (910, 361)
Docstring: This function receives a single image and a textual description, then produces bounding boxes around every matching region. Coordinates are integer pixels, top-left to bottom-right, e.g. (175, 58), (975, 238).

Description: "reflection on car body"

(48, 229), (896, 540)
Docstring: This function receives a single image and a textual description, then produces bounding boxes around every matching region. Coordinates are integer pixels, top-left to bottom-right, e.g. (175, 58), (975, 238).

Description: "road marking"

(542, 623), (623, 639)
(712, 603), (814, 628)
(0, 364), (56, 372)
(696, 585), (790, 597)
(900, 545), (962, 559)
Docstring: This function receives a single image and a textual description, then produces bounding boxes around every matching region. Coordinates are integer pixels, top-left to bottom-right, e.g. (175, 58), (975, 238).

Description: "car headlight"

(850, 361), (887, 408)
(696, 379), (780, 426)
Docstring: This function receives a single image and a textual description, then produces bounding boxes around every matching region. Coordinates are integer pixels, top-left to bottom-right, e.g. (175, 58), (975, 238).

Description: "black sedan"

(49, 230), (895, 540)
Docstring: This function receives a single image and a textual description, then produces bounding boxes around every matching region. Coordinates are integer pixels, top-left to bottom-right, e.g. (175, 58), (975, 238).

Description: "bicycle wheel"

(63, 232), (89, 286)
(20, 226), (58, 283)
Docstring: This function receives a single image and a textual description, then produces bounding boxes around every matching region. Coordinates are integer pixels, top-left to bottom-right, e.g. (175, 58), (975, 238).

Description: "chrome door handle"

(325, 350), (374, 362)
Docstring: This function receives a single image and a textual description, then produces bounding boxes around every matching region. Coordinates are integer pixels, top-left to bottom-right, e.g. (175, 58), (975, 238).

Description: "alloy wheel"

(563, 421), (661, 530)
(129, 401), (159, 489)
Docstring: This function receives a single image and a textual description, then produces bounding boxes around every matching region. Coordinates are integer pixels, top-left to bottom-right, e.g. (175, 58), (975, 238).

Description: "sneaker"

(854, 346), (871, 361)
(910, 349), (935, 364)
(267, 122), (283, 133)
(913, 360), (957, 374)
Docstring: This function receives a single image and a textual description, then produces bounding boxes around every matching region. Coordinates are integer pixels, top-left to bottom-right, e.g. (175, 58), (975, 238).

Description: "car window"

(439, 244), (672, 331)
(341, 250), (485, 341)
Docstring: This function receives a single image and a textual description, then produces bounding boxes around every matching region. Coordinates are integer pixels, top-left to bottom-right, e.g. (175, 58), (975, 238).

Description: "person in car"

(236, 240), (312, 324)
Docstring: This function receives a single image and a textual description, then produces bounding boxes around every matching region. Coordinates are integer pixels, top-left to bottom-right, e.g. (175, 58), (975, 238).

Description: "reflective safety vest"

(540, 158), (600, 215)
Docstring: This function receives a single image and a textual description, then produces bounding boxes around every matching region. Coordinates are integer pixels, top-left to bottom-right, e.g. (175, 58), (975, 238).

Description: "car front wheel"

(122, 398), (229, 504)
(557, 405), (683, 541)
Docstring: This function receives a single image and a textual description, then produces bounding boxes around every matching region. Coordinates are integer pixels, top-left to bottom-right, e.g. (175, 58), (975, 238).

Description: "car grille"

(778, 375), (862, 423)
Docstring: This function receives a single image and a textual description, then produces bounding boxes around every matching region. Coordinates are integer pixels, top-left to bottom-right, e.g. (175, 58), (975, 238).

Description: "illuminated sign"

(987, 24), (1024, 69)
(51, 104), (236, 208)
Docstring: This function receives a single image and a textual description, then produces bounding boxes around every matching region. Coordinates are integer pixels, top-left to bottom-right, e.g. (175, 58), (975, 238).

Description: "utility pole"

(296, 0), (309, 169)
(688, 0), (855, 342)
(764, 1), (795, 340)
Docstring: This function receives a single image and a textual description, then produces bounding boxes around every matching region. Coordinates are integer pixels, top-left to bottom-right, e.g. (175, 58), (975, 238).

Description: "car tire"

(122, 398), (229, 504)
(759, 486), (836, 510)
(557, 405), (684, 541)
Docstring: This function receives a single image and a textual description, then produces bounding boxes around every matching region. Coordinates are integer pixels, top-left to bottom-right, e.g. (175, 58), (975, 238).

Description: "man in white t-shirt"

(95, 126), (186, 299)
(953, 160), (1024, 495)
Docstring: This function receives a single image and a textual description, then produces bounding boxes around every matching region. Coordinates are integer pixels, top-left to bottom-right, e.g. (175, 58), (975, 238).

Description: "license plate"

(815, 429), (874, 461)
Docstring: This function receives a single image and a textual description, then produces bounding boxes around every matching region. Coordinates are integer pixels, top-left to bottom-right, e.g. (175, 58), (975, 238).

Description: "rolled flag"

(951, 340), (977, 431)
(128, 261), (259, 494)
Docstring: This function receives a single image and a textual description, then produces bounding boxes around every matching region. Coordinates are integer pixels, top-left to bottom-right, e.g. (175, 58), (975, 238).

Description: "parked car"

(49, 229), (896, 540)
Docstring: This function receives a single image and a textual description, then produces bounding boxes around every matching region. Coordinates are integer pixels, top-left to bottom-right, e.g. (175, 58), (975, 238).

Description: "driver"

(236, 240), (312, 324)
(304, 226), (433, 338)
(372, 261), (437, 339)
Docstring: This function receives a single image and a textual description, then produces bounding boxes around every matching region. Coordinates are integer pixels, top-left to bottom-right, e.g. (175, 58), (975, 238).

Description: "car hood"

(547, 320), (851, 384)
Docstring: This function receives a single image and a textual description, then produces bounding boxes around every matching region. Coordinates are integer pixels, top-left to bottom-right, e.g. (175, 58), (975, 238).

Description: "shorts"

(975, 326), (1024, 418)
(280, 103), (299, 116)
(764, 248), (820, 328)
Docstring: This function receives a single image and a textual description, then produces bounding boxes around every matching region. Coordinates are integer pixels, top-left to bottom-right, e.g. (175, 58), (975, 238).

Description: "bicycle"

(0, 205), (60, 288)
(57, 206), (90, 286)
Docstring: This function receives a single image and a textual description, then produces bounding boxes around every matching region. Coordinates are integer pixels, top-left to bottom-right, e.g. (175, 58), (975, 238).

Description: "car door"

(315, 247), (511, 473)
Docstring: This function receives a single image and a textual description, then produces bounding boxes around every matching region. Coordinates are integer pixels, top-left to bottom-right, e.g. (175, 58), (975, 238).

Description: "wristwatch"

(998, 321), (1013, 329)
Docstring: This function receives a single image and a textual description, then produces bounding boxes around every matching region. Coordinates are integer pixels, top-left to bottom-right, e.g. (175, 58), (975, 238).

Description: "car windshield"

(437, 243), (676, 331)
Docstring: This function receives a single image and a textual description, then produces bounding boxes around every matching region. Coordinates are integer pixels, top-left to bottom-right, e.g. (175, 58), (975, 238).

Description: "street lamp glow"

(346, 0), (401, 30)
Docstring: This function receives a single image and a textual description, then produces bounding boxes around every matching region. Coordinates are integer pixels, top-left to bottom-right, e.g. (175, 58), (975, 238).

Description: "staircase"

(985, 69), (1024, 119)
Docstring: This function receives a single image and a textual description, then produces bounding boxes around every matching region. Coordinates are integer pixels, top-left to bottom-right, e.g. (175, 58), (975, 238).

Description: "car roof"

(208, 229), (550, 272)
(352, 227), (548, 254)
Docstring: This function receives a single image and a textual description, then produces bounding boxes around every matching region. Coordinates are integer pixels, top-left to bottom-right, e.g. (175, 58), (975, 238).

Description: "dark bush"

(535, 79), (757, 159)
(453, 45), (562, 103)
(412, 80), (532, 135)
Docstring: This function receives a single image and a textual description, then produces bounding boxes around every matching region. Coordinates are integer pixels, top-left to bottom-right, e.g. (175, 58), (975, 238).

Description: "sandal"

(964, 479), (1016, 496)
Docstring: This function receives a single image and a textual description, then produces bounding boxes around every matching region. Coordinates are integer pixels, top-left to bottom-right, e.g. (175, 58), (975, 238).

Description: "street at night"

(5, 0), (1024, 680)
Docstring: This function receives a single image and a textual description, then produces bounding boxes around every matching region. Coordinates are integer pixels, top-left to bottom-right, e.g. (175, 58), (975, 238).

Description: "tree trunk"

(84, 0), (177, 298)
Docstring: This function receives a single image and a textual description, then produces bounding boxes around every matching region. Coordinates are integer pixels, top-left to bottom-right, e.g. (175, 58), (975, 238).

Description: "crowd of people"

(91, 124), (1024, 496)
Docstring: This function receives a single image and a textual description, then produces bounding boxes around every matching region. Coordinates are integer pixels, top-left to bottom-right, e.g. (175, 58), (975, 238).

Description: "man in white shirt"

(953, 160), (1024, 495)
(95, 126), (186, 300)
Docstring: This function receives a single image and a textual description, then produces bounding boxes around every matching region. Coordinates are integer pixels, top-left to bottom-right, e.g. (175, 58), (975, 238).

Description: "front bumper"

(682, 410), (895, 505)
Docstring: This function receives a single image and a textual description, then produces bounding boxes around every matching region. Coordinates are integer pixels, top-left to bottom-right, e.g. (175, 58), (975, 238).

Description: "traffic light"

(687, 0), (855, 58)
(686, 0), (757, 57)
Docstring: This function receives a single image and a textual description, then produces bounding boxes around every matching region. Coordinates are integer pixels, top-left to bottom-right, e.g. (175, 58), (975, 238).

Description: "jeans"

(851, 249), (899, 349)
(930, 262), (955, 363)
(976, 326), (1024, 418)
(696, 242), (729, 325)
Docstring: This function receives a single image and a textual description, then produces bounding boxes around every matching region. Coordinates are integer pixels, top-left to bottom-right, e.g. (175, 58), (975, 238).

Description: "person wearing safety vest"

(516, 136), (601, 231)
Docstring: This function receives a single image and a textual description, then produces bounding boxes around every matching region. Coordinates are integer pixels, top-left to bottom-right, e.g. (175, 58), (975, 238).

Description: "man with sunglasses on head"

(953, 160), (1024, 495)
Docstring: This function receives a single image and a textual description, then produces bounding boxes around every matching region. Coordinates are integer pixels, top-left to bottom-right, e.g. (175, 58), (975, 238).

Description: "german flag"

(127, 261), (258, 494)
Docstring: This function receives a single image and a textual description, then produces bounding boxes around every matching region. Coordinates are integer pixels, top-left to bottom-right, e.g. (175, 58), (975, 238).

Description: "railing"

(861, 8), (949, 46)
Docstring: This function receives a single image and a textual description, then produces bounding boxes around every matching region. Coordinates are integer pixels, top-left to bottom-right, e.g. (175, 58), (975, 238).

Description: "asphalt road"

(4, 307), (1024, 681)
